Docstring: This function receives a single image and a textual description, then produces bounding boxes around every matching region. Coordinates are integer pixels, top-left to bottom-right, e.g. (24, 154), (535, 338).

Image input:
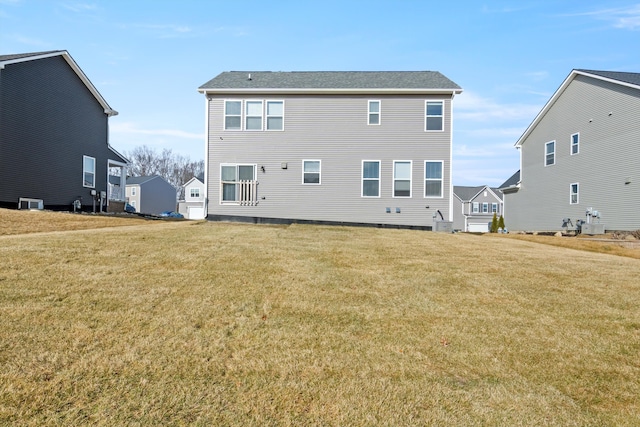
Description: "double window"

(221, 164), (256, 203)
(303, 160), (321, 184)
(83, 155), (95, 188)
(362, 161), (380, 197)
(190, 188), (200, 198)
(393, 161), (412, 197)
(224, 100), (284, 131)
(545, 141), (555, 166)
(368, 101), (380, 125)
(571, 133), (579, 155)
(425, 101), (444, 131)
(425, 161), (443, 197)
(570, 183), (579, 204)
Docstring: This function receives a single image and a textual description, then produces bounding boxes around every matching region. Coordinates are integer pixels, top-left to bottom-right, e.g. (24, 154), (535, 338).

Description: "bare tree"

(125, 145), (204, 198)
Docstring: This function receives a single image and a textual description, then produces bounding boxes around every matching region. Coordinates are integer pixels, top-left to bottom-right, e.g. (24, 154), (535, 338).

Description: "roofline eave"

(198, 88), (463, 96)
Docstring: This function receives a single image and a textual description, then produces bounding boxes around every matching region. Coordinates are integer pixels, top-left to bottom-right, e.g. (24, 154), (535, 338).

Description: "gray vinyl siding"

(506, 74), (640, 231)
(0, 55), (121, 209)
(206, 94), (453, 227)
(452, 187), (503, 231)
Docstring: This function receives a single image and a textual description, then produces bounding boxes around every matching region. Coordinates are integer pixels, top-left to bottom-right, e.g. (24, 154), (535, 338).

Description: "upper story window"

(224, 100), (284, 131)
(492, 203), (498, 213)
(190, 188), (200, 198)
(368, 101), (380, 125)
(266, 101), (284, 130)
(131, 187), (137, 196)
(303, 160), (321, 184)
(83, 155), (95, 188)
(472, 202), (479, 213)
(570, 183), (579, 204)
(393, 161), (411, 197)
(545, 141), (555, 166)
(571, 133), (579, 155)
(245, 101), (263, 130)
(224, 101), (242, 130)
(425, 101), (444, 131)
(362, 160), (380, 197)
(425, 161), (443, 198)
(482, 202), (489, 213)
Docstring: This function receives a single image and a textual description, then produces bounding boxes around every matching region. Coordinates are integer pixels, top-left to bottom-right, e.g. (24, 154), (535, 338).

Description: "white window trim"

(266, 100), (285, 131)
(472, 202), (479, 213)
(245, 100), (263, 131)
(220, 163), (257, 204)
(393, 160), (412, 198)
(83, 155), (96, 188)
(424, 160), (444, 198)
(368, 100), (381, 126)
(545, 140), (556, 166)
(302, 160), (321, 185)
(571, 132), (579, 155)
(362, 160), (381, 198)
(492, 203), (498, 213)
(224, 100), (242, 131)
(131, 187), (136, 196)
(570, 182), (579, 204)
(482, 202), (489, 213)
(425, 100), (445, 132)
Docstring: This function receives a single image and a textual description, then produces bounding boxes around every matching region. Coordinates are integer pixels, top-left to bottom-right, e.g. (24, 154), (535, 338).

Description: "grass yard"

(1, 209), (639, 425)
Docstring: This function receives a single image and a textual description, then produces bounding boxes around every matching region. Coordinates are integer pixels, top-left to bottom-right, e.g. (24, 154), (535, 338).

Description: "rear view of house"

(198, 71), (462, 228)
(0, 50), (127, 211)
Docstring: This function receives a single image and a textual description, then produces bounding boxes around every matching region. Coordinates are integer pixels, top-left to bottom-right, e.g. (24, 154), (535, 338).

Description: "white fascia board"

(198, 88), (462, 96)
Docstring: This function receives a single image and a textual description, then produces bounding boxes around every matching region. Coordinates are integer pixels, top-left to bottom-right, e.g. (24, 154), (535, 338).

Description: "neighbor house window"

(570, 183), (579, 204)
(393, 161), (411, 197)
(482, 202), (489, 213)
(131, 187), (136, 196)
(303, 160), (321, 184)
(245, 100), (263, 130)
(224, 100), (242, 130)
(545, 141), (555, 166)
(571, 133), (579, 155)
(362, 161), (380, 197)
(83, 155), (95, 188)
(221, 164), (255, 202)
(368, 100), (380, 125)
(472, 202), (479, 213)
(190, 188), (200, 198)
(425, 161), (443, 197)
(266, 101), (284, 130)
(425, 101), (444, 131)
(492, 203), (498, 213)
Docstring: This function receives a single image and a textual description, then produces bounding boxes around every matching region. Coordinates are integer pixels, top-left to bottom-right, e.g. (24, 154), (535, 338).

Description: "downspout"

(203, 94), (210, 218)
(448, 91), (456, 221)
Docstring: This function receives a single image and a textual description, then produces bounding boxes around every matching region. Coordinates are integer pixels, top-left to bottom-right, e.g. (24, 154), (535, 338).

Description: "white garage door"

(187, 206), (205, 220)
(468, 222), (489, 233)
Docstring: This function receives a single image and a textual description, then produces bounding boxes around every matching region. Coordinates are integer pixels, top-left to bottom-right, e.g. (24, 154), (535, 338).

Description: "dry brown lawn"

(1, 208), (639, 425)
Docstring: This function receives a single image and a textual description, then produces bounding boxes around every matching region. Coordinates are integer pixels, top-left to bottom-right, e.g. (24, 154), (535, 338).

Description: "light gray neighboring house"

(126, 175), (177, 215)
(502, 69), (640, 232)
(453, 186), (503, 232)
(198, 71), (462, 228)
(178, 173), (206, 219)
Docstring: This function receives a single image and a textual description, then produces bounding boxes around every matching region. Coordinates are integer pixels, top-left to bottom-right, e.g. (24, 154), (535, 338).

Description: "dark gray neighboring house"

(0, 50), (128, 211)
(198, 71), (462, 228)
(125, 175), (177, 215)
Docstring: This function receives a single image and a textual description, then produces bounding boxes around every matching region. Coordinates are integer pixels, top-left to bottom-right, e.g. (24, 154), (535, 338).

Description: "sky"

(2, 1), (640, 186)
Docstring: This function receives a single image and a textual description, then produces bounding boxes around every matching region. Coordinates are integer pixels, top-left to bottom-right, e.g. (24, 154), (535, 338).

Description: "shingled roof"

(199, 71), (462, 94)
(576, 69), (640, 88)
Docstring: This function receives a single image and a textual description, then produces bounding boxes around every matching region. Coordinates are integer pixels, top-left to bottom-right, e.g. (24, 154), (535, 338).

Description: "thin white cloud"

(8, 33), (50, 47)
(61, 2), (98, 13)
(455, 91), (541, 122)
(118, 23), (194, 39)
(569, 4), (640, 30)
(111, 122), (203, 140)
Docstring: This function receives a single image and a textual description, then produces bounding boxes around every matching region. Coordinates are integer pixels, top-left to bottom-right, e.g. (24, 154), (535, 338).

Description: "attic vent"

(248, 73), (252, 81)
(19, 198), (44, 210)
